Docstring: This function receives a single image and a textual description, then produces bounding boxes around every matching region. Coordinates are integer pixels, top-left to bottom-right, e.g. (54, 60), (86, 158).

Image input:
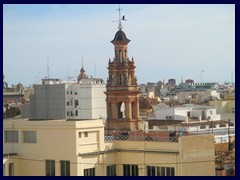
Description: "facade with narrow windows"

(105, 28), (141, 131)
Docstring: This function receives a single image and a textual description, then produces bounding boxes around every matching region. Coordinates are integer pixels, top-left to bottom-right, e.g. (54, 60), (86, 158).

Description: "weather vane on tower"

(112, 5), (127, 30)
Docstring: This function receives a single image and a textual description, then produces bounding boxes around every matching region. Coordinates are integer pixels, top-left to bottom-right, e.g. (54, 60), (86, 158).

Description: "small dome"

(111, 29), (130, 44)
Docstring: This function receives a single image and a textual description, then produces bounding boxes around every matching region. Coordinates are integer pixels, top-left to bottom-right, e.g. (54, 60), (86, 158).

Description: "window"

(60, 160), (70, 176)
(84, 132), (88, 137)
(123, 164), (138, 176)
(67, 102), (70, 106)
(147, 166), (175, 176)
(23, 131), (37, 143)
(84, 168), (95, 176)
(46, 160), (55, 176)
(170, 167), (175, 176)
(70, 91), (72, 95)
(9, 163), (14, 176)
(67, 91), (69, 95)
(78, 132), (81, 138)
(71, 111), (73, 116)
(67, 111), (70, 116)
(107, 165), (116, 176)
(160, 167), (165, 176)
(147, 166), (155, 176)
(75, 110), (78, 116)
(5, 130), (18, 143)
(74, 100), (79, 108)
(74, 92), (78, 95)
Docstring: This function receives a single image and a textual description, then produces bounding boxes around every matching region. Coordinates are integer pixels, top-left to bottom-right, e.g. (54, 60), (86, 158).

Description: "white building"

(149, 119), (235, 144)
(66, 78), (106, 120)
(155, 103), (221, 121)
(176, 89), (220, 103)
(21, 78), (106, 120)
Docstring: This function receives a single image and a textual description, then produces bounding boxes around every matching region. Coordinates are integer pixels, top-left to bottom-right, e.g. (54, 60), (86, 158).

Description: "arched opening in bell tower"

(119, 49), (123, 62)
(118, 102), (126, 119)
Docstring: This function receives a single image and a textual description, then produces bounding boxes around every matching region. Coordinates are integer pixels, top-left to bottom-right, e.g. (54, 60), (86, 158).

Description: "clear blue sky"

(3, 4), (235, 86)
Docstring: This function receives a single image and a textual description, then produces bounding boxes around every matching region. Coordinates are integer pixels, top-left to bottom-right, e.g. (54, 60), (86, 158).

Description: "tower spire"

(112, 5), (127, 30)
(82, 58), (84, 69)
(118, 5), (122, 30)
(78, 57), (87, 82)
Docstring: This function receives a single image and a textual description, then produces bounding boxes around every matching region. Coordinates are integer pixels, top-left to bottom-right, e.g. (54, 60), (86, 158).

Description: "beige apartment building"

(3, 119), (215, 176)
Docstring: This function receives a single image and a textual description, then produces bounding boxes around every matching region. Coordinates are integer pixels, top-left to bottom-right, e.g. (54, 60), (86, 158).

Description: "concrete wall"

(179, 135), (215, 176)
(156, 108), (174, 120)
(30, 84), (66, 120)
(21, 104), (30, 119)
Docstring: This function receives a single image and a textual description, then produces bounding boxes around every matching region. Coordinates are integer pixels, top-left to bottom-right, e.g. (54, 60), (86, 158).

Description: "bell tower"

(77, 60), (87, 83)
(105, 7), (140, 131)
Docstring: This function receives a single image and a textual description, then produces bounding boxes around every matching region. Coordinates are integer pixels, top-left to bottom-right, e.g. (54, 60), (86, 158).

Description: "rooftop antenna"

(82, 57), (84, 69)
(112, 5), (127, 30)
(47, 57), (50, 79)
(94, 63), (97, 78)
(201, 70), (204, 83)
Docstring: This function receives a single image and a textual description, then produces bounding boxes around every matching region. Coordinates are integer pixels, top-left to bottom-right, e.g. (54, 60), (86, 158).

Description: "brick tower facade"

(105, 29), (140, 131)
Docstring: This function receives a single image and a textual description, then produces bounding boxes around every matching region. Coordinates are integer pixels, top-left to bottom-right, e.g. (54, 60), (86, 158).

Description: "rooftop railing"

(104, 128), (235, 143)
(104, 130), (179, 142)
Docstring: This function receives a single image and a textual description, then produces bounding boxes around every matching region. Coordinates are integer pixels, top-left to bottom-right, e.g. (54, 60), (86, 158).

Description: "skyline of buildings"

(3, 4), (235, 176)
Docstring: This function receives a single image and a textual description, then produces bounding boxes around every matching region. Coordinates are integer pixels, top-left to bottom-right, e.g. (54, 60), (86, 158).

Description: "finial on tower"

(80, 58), (85, 73)
(112, 5), (127, 30)
(78, 58), (87, 82)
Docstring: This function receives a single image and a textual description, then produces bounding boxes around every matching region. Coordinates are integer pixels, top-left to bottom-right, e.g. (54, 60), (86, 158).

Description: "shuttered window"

(23, 131), (37, 143)
(46, 160), (55, 176)
(147, 166), (175, 176)
(84, 168), (95, 176)
(5, 130), (18, 143)
(60, 160), (70, 176)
